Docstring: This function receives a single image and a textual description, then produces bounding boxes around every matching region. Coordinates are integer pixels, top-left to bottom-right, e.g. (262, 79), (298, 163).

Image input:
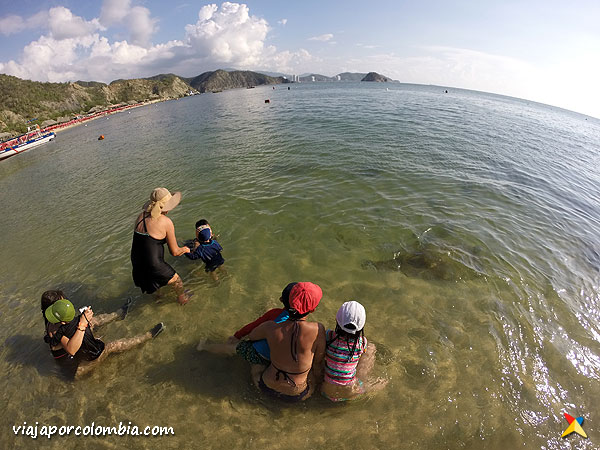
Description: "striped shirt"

(324, 329), (367, 386)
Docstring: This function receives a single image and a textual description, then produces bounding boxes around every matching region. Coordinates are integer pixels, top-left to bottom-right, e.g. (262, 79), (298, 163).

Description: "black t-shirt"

(48, 316), (105, 361)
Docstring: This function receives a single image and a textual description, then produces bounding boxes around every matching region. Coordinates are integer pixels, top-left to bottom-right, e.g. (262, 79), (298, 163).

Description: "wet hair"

(41, 289), (65, 313)
(280, 282), (309, 320)
(41, 289), (65, 329)
(195, 219), (209, 228)
(280, 282), (297, 308)
(327, 323), (364, 362)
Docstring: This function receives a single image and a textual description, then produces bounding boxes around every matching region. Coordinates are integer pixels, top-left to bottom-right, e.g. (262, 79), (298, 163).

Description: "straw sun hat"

(143, 187), (181, 219)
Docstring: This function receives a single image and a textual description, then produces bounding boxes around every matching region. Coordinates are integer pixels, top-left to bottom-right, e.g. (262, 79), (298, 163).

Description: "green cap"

(45, 299), (76, 323)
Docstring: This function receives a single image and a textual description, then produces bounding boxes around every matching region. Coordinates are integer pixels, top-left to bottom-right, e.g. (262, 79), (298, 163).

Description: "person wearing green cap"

(42, 290), (165, 379)
(41, 289), (131, 330)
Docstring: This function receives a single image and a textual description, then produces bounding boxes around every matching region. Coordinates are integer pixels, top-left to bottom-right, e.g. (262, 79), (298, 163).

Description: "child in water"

(321, 301), (387, 402)
(185, 219), (224, 280)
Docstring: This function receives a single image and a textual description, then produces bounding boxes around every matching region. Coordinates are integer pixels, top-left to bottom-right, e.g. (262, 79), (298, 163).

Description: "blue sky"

(1, 1), (599, 117)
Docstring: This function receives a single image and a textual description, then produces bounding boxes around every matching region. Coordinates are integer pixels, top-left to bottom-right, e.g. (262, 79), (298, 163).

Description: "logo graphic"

(562, 413), (587, 438)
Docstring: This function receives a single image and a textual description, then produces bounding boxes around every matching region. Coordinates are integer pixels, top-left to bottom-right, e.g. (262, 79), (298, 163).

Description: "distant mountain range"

(0, 69), (394, 135)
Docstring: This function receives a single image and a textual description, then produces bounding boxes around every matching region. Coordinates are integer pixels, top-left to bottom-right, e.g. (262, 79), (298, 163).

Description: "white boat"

(0, 125), (56, 161)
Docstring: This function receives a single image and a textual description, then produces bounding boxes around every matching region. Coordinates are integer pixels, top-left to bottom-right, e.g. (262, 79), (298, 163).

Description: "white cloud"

(0, 11), (47, 36)
(100, 0), (131, 25)
(278, 18), (287, 26)
(184, 2), (269, 67)
(48, 7), (103, 40)
(309, 33), (333, 42)
(99, 0), (157, 47)
(3, 34), (98, 82)
(356, 43), (379, 49)
(262, 48), (315, 74)
(127, 6), (158, 47)
(0, 2), (316, 83)
(0, 15), (25, 35)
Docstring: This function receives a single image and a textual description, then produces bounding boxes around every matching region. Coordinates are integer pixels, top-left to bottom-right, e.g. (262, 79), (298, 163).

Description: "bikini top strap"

(271, 362), (310, 388)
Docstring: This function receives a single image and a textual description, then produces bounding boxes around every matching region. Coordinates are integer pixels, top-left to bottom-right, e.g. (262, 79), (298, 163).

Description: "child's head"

(195, 219), (211, 242)
(335, 301), (366, 338)
(330, 301), (367, 361)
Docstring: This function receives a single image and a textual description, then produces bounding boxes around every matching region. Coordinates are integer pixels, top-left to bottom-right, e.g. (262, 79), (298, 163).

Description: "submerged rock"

(362, 243), (482, 281)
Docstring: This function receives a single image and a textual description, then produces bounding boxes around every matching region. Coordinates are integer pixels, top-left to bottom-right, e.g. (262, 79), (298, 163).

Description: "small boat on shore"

(0, 125), (56, 161)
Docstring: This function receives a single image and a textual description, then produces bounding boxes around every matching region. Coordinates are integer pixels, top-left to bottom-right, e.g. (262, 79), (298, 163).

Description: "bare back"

(259, 320), (326, 395)
(134, 212), (170, 240)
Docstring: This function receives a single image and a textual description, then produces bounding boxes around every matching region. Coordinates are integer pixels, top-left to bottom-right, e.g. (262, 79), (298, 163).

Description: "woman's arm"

(234, 309), (284, 339)
(248, 321), (273, 341)
(312, 323), (327, 381)
(60, 310), (93, 356)
(165, 218), (191, 256)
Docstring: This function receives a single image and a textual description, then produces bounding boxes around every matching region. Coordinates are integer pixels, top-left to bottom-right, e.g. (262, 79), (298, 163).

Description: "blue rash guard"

(185, 239), (224, 272)
(253, 310), (289, 360)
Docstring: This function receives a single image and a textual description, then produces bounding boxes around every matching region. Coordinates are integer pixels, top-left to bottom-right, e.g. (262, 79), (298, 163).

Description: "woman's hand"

(79, 307), (94, 327)
(175, 246), (190, 256)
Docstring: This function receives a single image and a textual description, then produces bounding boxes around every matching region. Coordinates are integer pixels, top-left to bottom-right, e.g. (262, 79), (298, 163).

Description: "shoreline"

(46, 99), (163, 134)
(0, 98), (167, 149)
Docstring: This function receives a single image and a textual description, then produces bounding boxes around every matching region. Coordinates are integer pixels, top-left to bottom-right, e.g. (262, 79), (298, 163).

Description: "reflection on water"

(1, 83), (600, 449)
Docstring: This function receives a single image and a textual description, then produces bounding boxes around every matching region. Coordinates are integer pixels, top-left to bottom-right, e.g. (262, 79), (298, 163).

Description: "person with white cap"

(131, 187), (191, 304)
(321, 300), (387, 402)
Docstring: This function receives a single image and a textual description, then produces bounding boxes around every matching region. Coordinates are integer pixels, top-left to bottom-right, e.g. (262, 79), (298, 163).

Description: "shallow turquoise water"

(1, 82), (600, 449)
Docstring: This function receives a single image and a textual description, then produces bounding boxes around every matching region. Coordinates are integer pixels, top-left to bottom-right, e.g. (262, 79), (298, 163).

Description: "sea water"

(1, 82), (599, 449)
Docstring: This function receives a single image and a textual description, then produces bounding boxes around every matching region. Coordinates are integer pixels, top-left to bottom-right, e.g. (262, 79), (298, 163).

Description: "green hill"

(0, 70), (288, 135)
(184, 69), (287, 93)
(361, 72), (391, 82)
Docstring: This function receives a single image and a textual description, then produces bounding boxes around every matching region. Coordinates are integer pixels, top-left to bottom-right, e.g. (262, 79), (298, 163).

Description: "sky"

(0, 0), (599, 118)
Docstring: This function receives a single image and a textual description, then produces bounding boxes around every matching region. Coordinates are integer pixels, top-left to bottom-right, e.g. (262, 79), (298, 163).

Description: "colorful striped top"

(324, 329), (367, 386)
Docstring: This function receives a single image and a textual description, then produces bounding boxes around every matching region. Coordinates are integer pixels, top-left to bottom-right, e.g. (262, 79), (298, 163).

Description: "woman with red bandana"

(248, 282), (326, 402)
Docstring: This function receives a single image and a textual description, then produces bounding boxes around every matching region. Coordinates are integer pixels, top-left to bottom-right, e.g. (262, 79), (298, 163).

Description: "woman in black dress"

(131, 187), (191, 304)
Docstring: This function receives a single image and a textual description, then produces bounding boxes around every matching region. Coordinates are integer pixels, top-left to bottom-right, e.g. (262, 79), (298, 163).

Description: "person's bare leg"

(75, 324), (163, 378)
(88, 298), (132, 328)
(361, 376), (388, 393)
(302, 370), (317, 400)
(250, 364), (264, 388)
(75, 335), (149, 378)
(167, 273), (190, 305)
(75, 358), (101, 378)
(90, 312), (119, 329)
(356, 343), (388, 393)
(356, 342), (377, 380)
(103, 333), (152, 355)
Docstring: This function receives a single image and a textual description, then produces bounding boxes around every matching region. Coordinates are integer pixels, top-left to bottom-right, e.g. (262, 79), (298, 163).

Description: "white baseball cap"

(336, 301), (366, 333)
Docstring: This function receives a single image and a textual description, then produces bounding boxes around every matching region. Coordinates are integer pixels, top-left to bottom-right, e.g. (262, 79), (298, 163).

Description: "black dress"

(131, 213), (176, 294)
